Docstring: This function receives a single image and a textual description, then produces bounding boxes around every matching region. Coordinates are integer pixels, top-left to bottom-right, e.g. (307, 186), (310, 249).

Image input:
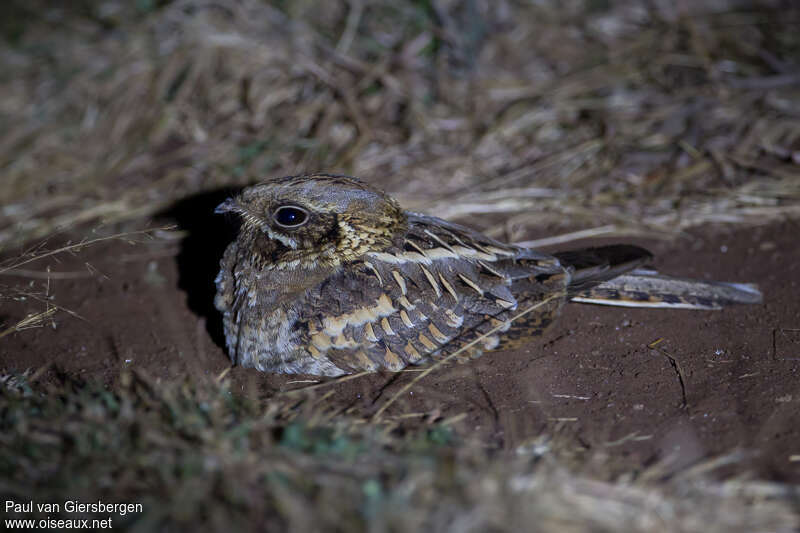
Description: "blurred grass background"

(1, 0), (800, 530)
(1, 0), (799, 250)
(2, 370), (799, 532)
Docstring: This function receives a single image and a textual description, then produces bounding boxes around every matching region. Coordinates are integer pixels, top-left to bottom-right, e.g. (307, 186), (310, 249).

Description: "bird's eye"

(273, 205), (309, 228)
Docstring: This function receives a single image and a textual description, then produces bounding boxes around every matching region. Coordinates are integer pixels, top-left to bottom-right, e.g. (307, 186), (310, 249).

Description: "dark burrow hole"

(158, 186), (243, 348)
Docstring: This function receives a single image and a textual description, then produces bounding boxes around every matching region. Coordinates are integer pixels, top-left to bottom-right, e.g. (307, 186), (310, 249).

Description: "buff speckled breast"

(214, 174), (762, 376)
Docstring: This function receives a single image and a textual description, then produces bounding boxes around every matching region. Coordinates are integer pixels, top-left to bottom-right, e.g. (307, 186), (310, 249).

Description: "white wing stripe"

(366, 244), (498, 265)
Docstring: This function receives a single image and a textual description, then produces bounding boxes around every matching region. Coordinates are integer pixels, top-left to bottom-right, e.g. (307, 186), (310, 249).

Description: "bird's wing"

(296, 213), (570, 373)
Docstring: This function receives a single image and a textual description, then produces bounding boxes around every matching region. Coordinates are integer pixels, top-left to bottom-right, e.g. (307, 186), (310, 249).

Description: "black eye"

(273, 205), (309, 228)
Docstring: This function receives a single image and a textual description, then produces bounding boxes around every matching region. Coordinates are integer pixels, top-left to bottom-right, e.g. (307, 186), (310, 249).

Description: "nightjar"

(214, 174), (762, 376)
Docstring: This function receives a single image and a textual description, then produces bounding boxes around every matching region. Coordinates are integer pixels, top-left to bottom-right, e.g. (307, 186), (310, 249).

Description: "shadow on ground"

(158, 187), (243, 348)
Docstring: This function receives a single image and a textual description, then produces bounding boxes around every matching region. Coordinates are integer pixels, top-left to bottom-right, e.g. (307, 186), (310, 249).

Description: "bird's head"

(216, 174), (406, 269)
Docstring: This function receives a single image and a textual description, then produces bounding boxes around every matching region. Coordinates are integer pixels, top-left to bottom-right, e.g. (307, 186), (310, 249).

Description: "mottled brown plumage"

(214, 174), (762, 376)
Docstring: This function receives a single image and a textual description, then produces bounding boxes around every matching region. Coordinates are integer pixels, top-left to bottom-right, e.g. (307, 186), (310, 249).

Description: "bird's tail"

(554, 245), (762, 310)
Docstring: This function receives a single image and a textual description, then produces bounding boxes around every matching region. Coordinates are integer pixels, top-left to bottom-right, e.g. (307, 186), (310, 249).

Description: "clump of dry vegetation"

(2, 0), (800, 530)
(2, 371), (798, 532)
(1, 0), (799, 249)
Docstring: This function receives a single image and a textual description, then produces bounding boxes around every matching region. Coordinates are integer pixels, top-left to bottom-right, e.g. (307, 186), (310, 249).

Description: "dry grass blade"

(373, 292), (565, 421)
(514, 225), (628, 248)
(283, 371), (372, 395)
(0, 226), (174, 343)
(0, 307), (57, 340)
(0, 226), (175, 276)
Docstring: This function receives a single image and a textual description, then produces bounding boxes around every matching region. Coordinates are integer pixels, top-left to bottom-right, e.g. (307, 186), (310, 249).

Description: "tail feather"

(571, 273), (763, 310)
(554, 245), (653, 294)
(555, 245), (762, 310)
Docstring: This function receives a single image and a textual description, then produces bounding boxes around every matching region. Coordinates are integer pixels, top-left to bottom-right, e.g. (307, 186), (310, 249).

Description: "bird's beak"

(215, 197), (239, 214)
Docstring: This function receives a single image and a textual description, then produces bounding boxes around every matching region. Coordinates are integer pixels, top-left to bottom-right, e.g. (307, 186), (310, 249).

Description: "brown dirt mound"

(3, 217), (798, 482)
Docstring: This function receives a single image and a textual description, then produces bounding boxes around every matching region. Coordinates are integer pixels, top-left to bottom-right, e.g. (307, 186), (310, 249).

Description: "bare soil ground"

(4, 215), (798, 483)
